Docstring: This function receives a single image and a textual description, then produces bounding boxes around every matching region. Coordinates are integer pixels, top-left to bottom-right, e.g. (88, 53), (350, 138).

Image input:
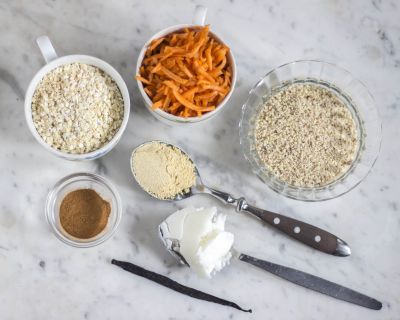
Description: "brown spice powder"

(59, 189), (111, 239)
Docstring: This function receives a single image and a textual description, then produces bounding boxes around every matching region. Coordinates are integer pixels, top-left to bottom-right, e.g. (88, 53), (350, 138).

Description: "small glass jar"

(45, 172), (122, 247)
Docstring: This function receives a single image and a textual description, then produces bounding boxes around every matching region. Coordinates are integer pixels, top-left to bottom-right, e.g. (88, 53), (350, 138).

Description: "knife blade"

(238, 253), (382, 310)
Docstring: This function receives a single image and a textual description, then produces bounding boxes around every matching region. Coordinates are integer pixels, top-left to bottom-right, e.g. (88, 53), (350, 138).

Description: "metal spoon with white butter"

(158, 207), (382, 310)
(131, 140), (350, 257)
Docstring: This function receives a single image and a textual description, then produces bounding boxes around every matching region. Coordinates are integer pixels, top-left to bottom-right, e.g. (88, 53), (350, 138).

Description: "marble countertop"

(1, 0), (399, 319)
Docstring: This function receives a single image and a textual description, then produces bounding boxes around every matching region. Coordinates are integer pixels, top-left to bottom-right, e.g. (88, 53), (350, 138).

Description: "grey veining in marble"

(0, 0), (399, 319)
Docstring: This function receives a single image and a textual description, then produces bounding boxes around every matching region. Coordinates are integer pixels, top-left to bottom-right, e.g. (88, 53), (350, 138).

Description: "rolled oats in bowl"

(31, 62), (124, 154)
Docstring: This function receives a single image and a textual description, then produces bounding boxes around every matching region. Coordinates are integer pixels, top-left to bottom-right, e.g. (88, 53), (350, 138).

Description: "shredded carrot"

(151, 100), (163, 110)
(159, 66), (187, 85)
(177, 59), (194, 78)
(163, 80), (180, 92)
(162, 90), (171, 110)
(136, 76), (151, 85)
(149, 37), (165, 52)
(205, 45), (213, 71)
(136, 25), (232, 117)
(144, 87), (153, 97)
(196, 91), (219, 100)
(199, 84), (228, 94)
(172, 89), (205, 112)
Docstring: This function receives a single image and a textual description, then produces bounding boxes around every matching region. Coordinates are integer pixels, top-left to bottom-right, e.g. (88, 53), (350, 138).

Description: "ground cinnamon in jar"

(59, 189), (111, 239)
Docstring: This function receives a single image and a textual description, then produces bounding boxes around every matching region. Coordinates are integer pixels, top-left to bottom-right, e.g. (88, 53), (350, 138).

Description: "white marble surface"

(1, 0), (399, 319)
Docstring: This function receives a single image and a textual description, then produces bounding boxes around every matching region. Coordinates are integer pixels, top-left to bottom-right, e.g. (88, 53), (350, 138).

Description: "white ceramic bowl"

(135, 6), (237, 126)
(25, 36), (130, 161)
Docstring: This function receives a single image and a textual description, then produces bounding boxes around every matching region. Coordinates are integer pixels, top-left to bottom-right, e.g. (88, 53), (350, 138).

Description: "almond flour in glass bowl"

(239, 60), (381, 201)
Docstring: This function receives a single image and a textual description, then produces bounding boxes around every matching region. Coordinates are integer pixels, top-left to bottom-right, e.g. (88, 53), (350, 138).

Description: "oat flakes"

(31, 62), (124, 154)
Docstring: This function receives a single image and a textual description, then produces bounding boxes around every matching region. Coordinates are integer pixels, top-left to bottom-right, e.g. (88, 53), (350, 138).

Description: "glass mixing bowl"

(239, 60), (381, 201)
(45, 172), (122, 247)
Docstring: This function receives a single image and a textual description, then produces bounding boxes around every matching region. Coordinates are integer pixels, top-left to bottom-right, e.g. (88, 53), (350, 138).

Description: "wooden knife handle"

(203, 186), (350, 256)
(243, 203), (350, 256)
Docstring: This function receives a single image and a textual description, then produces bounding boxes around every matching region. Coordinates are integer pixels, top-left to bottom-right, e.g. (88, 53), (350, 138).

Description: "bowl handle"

(192, 5), (207, 26)
(36, 36), (58, 64)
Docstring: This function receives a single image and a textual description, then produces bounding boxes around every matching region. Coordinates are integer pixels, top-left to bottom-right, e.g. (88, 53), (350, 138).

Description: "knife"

(239, 254), (382, 310)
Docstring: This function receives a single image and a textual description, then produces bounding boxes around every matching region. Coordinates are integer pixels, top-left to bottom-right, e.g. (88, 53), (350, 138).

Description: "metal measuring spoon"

(131, 141), (350, 256)
(158, 225), (381, 310)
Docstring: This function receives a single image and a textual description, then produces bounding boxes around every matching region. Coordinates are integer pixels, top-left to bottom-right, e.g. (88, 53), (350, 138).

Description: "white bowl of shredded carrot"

(135, 7), (236, 125)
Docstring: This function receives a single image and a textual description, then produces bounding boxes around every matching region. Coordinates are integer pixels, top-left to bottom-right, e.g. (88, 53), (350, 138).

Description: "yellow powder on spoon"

(131, 142), (196, 200)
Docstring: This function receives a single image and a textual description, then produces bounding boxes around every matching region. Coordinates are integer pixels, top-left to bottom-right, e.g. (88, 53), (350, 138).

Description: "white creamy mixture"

(159, 207), (234, 277)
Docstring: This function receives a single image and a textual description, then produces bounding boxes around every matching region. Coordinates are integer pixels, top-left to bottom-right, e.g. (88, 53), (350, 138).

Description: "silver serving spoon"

(158, 226), (382, 310)
(131, 141), (350, 256)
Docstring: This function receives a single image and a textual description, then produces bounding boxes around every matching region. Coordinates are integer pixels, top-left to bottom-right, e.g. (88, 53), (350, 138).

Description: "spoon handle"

(203, 187), (350, 256)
